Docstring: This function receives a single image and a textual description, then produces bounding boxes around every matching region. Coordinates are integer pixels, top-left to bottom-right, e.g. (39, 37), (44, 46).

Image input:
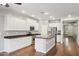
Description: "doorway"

(63, 21), (78, 45)
(63, 20), (78, 44)
(63, 20), (78, 55)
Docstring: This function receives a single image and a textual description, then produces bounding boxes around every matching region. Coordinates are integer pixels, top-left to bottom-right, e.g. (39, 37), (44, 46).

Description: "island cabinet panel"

(35, 37), (56, 53)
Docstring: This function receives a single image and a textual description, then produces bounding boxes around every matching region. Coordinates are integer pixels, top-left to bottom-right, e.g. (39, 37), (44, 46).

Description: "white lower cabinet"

(4, 36), (32, 53)
(46, 38), (55, 51)
(57, 35), (61, 42)
(35, 37), (55, 53)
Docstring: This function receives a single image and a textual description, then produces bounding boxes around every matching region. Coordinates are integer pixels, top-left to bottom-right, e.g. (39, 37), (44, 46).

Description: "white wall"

(26, 18), (39, 31)
(0, 16), (4, 52)
(49, 22), (61, 30)
(39, 20), (48, 37)
(77, 20), (79, 45)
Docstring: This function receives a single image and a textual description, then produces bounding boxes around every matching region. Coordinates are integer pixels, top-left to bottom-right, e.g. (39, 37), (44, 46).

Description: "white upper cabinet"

(3, 14), (39, 31)
(26, 18), (39, 31)
(4, 15), (27, 31)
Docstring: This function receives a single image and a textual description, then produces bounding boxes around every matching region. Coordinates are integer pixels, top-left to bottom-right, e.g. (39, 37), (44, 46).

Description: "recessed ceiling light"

(68, 14), (72, 17)
(49, 16), (53, 19)
(31, 15), (35, 17)
(38, 18), (41, 20)
(44, 12), (48, 15)
(22, 10), (25, 13)
(49, 17), (55, 20)
(40, 11), (48, 15)
(52, 17), (55, 20)
(49, 16), (55, 20)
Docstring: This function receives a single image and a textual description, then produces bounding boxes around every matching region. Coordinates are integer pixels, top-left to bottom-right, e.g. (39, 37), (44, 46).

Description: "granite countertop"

(4, 33), (40, 39)
(35, 35), (54, 39)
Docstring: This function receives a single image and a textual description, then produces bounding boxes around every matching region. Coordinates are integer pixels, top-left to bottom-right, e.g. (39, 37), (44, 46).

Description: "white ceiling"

(0, 3), (79, 20)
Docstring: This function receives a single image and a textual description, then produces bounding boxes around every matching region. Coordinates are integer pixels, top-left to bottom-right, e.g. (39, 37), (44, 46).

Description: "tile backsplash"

(4, 31), (29, 36)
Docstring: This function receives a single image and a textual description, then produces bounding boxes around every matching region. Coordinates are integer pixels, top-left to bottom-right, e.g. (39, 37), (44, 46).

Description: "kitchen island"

(35, 36), (56, 53)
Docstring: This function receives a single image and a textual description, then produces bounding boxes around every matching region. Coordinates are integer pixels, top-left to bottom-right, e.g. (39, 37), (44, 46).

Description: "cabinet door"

(4, 15), (27, 30)
(0, 16), (4, 51)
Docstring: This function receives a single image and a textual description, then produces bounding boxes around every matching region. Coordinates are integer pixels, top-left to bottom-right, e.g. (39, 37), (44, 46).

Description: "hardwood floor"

(54, 37), (79, 56)
(0, 52), (9, 56)
(54, 43), (79, 56)
(9, 45), (45, 56)
(0, 38), (79, 56)
(63, 37), (79, 56)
